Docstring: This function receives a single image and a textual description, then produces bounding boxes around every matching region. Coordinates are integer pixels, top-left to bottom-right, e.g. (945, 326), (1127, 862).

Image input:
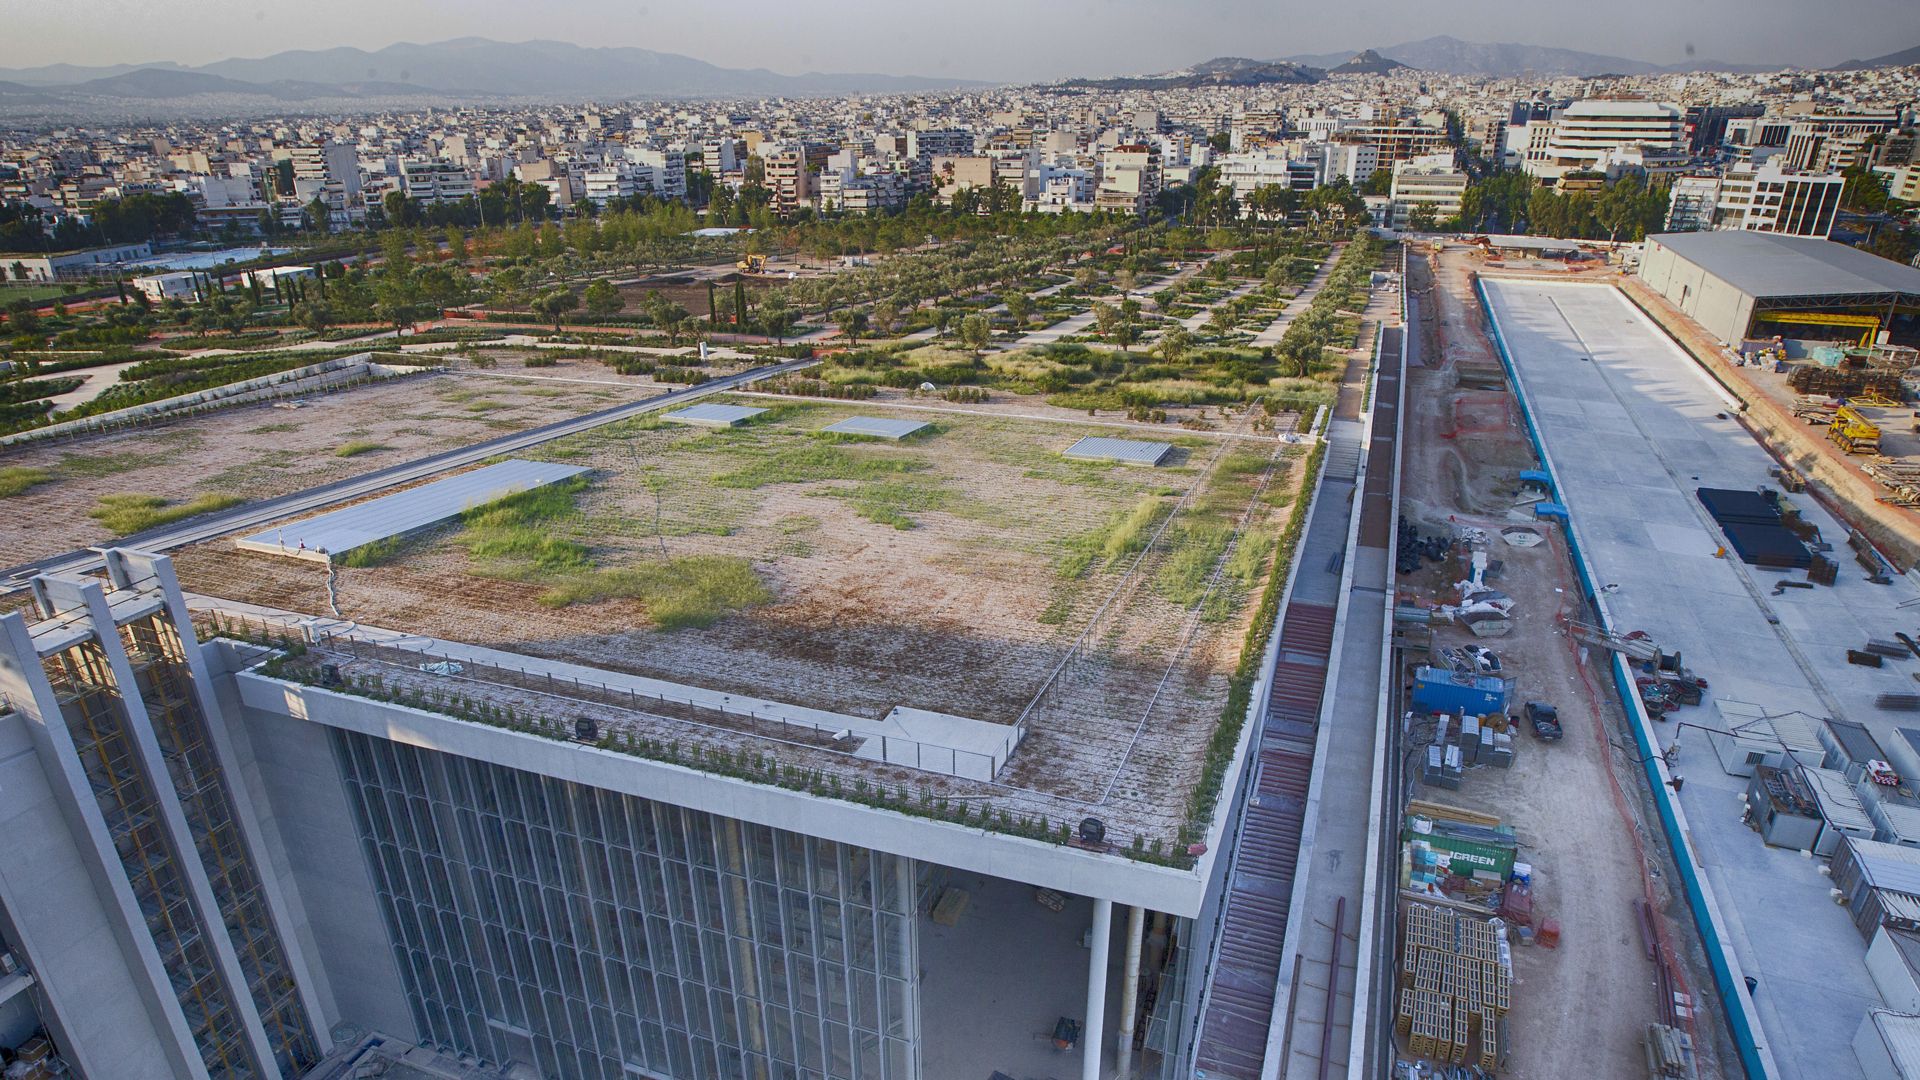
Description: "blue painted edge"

(1475, 276), (1770, 1080)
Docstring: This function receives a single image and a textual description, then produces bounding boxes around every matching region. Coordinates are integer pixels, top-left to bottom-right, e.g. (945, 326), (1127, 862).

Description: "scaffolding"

(41, 640), (262, 1080)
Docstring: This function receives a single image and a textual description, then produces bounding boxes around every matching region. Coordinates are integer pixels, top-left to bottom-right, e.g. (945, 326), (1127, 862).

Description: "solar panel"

(820, 416), (932, 441)
(663, 403), (766, 427)
(1062, 436), (1174, 466)
(236, 459), (590, 562)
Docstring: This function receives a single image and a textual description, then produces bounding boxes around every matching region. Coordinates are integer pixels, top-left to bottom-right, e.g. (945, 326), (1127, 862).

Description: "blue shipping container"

(1412, 665), (1512, 715)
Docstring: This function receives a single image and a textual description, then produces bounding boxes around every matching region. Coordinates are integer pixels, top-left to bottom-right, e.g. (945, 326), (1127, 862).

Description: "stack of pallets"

(1397, 903), (1512, 1070)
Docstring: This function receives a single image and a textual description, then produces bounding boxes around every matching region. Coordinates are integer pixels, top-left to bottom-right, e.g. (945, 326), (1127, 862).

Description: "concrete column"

(1117, 904), (1145, 1080)
(1084, 897), (1112, 1080)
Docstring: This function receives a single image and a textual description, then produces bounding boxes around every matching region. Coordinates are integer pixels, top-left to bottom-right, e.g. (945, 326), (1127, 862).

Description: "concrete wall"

(227, 696), (417, 1045)
(1639, 238), (1755, 345)
(0, 714), (178, 1080)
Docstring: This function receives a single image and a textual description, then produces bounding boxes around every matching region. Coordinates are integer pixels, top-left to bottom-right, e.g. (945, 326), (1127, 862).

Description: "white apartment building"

(582, 168), (642, 206)
(1662, 164), (1843, 238)
(1320, 142), (1380, 187)
(625, 146), (687, 201)
(1218, 152), (1296, 204)
(1026, 167), (1096, 214)
(1874, 163), (1920, 204)
(286, 141), (362, 206)
(399, 160), (475, 204)
(838, 172), (908, 215)
(1097, 143), (1162, 211)
(1713, 165), (1843, 237)
(700, 138), (740, 175)
(907, 129), (975, 160)
(1523, 100), (1684, 180)
(1387, 155), (1468, 229)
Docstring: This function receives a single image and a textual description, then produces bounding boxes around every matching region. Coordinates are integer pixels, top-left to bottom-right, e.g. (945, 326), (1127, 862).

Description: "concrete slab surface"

(1483, 277), (1920, 1080)
(236, 459), (590, 562)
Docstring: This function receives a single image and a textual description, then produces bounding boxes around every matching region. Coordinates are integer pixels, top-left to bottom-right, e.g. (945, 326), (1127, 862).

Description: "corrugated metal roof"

(1853, 838), (1920, 895)
(237, 459), (589, 561)
(1649, 232), (1920, 300)
(1868, 1009), (1920, 1075)
(1770, 712), (1826, 753)
(1883, 891), (1920, 926)
(1062, 436), (1174, 466)
(820, 416), (931, 440)
(1803, 766), (1873, 833)
(663, 403), (766, 426)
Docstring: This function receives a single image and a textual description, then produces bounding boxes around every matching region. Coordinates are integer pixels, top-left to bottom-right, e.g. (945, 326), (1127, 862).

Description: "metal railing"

(201, 608), (1023, 790)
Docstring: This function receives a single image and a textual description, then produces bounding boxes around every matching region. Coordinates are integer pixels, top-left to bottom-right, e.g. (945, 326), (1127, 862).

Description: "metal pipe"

(1116, 904), (1145, 1080)
(1084, 898), (1113, 1080)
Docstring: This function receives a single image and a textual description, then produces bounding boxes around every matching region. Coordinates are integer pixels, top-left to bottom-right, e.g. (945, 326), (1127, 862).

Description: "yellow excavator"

(1830, 405), (1882, 455)
(736, 253), (769, 276)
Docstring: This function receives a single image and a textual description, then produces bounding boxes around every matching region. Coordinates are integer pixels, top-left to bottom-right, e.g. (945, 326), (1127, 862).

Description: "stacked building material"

(1645, 1023), (1699, 1079)
(1787, 365), (1903, 399)
(1397, 903), (1512, 1069)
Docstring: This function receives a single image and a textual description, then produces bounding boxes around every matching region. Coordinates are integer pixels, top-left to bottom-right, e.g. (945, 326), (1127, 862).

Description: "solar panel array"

(1062, 435), (1175, 466)
(236, 459), (590, 562)
(820, 416), (931, 441)
(663, 403), (766, 427)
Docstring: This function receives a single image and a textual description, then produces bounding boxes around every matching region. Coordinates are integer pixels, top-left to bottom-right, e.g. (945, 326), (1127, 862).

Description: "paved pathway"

(1250, 252), (1340, 348)
(21, 359), (145, 413)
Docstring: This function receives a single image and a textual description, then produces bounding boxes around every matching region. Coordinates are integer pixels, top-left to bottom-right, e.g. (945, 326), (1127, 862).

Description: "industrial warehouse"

(1637, 231), (1920, 350)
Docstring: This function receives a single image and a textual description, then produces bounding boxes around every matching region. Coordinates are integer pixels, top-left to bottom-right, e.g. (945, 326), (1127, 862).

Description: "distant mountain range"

(1279, 35), (1784, 76)
(1832, 43), (1920, 70)
(0, 37), (989, 116)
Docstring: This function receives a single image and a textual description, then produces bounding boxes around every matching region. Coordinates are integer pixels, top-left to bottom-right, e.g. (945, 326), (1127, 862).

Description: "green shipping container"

(1420, 832), (1516, 879)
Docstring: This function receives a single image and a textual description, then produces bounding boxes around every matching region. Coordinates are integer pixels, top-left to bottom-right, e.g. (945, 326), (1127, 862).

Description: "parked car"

(1525, 701), (1562, 741)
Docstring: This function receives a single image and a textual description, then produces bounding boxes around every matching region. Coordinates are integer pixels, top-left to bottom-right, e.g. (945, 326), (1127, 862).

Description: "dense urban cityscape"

(2, 11), (1920, 1080)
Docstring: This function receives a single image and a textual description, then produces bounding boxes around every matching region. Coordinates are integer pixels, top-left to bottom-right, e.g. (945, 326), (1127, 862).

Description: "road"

(1, 356), (816, 589)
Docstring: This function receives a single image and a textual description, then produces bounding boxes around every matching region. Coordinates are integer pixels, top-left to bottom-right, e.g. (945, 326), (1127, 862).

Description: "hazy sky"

(3, 0), (1917, 81)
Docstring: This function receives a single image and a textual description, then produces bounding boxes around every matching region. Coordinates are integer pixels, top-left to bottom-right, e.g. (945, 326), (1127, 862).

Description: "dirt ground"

(615, 272), (782, 317)
(171, 394), (1307, 844)
(1399, 243), (1732, 1078)
(0, 370), (654, 566)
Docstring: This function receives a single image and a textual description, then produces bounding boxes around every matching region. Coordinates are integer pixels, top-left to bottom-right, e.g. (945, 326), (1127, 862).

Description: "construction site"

(1374, 242), (1726, 1080)
(1358, 224), (1920, 1080)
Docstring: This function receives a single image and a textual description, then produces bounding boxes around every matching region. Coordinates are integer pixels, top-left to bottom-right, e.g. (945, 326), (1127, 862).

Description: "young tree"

(958, 313), (990, 355)
(760, 294), (792, 344)
(294, 302), (333, 332)
(532, 288), (579, 331)
(582, 279), (624, 318)
(1004, 290), (1032, 327)
(842, 311), (869, 344)
(1158, 324), (1193, 366)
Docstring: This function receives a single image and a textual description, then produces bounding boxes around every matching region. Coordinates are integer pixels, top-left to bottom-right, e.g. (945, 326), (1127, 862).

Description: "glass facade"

(332, 730), (920, 1080)
(42, 640), (262, 1080)
(120, 614), (320, 1077)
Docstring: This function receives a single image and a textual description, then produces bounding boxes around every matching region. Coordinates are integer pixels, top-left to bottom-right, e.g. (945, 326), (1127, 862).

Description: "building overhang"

(234, 667), (1220, 917)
